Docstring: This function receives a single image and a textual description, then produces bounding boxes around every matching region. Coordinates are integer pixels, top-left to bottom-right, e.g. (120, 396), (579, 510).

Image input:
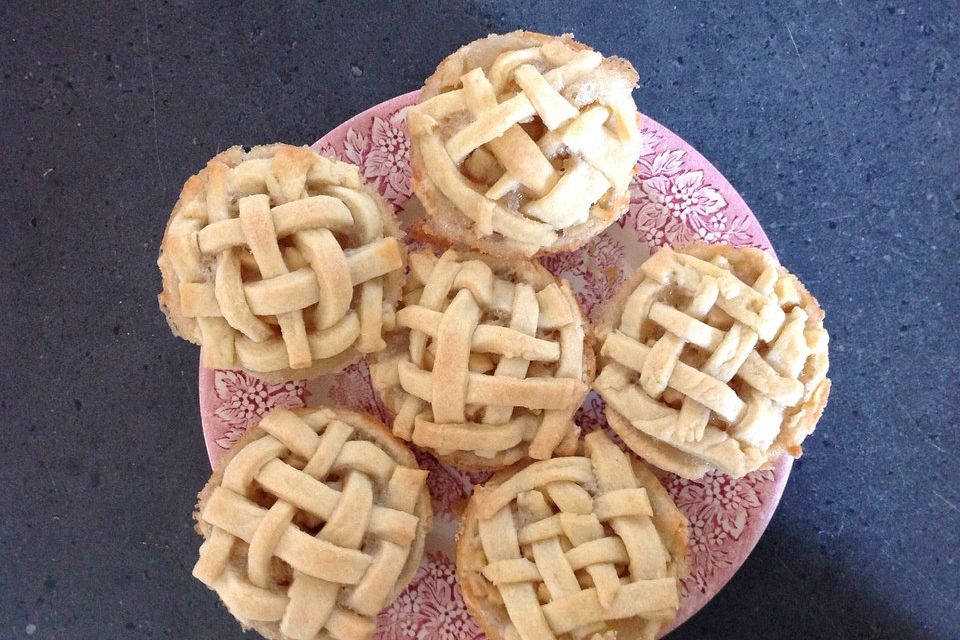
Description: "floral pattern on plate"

(198, 91), (787, 634)
(208, 369), (308, 449)
(376, 552), (485, 640)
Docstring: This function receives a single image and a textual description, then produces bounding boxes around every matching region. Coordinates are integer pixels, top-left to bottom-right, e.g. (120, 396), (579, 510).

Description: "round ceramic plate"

(198, 91), (790, 638)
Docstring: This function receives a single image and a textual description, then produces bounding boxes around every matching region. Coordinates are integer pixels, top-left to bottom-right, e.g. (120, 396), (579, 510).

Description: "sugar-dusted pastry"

(407, 31), (642, 258)
(158, 144), (405, 380)
(370, 248), (594, 467)
(458, 430), (688, 640)
(193, 406), (431, 640)
(594, 244), (831, 479)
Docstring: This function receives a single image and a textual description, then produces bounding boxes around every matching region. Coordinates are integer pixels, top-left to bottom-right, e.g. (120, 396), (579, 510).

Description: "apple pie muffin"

(408, 31), (643, 258)
(158, 144), (406, 380)
(458, 429), (688, 640)
(594, 244), (831, 479)
(193, 405), (431, 640)
(371, 248), (595, 467)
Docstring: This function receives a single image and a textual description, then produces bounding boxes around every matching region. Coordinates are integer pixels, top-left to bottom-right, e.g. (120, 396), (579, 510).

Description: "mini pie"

(457, 429), (688, 640)
(370, 248), (594, 468)
(407, 31), (642, 258)
(594, 244), (831, 480)
(193, 405), (431, 640)
(158, 143), (406, 380)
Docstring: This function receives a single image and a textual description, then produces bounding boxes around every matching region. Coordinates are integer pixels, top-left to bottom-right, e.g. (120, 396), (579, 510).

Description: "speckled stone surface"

(1, 2), (957, 639)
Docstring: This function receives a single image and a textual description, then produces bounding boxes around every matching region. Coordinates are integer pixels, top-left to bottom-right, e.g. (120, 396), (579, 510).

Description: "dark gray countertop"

(1, 2), (957, 639)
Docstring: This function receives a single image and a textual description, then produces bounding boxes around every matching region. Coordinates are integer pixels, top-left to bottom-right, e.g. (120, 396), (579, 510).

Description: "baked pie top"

(594, 244), (831, 479)
(408, 31), (642, 258)
(371, 248), (594, 468)
(458, 430), (688, 640)
(193, 406), (430, 640)
(158, 144), (405, 380)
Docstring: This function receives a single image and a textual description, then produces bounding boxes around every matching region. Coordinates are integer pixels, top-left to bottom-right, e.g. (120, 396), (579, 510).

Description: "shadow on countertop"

(672, 510), (957, 640)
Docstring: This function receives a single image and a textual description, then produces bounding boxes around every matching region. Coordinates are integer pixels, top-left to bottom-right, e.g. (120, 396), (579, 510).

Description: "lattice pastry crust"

(371, 248), (595, 468)
(458, 430), (688, 640)
(158, 144), (406, 380)
(408, 31), (642, 258)
(193, 406), (431, 640)
(594, 244), (831, 479)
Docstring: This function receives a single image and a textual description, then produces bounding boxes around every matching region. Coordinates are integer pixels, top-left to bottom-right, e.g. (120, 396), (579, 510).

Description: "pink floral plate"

(198, 91), (790, 638)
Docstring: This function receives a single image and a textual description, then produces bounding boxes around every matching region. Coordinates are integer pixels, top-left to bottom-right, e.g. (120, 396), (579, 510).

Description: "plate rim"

(196, 89), (794, 636)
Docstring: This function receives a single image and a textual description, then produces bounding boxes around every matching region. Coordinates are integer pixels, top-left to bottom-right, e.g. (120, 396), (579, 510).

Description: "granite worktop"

(1, 2), (957, 638)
